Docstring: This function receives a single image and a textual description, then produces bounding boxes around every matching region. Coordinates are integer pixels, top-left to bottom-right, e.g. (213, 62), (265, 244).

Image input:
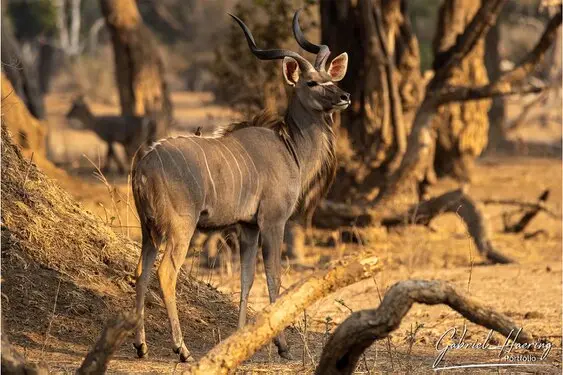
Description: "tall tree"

(316, 0), (560, 214)
(431, 0), (491, 181)
(100, 0), (173, 142)
(320, 0), (424, 203)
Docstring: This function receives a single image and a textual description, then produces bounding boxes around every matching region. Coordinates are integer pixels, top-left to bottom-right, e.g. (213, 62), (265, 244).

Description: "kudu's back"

(132, 124), (301, 241)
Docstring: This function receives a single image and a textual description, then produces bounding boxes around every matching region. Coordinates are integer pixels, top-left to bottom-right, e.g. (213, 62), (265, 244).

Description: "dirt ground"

(8, 90), (562, 374)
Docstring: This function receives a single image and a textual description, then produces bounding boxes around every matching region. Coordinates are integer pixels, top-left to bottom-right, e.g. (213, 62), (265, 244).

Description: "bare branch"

(430, 0), (507, 90)
(184, 257), (380, 375)
(435, 83), (544, 104)
(484, 191), (559, 220)
(316, 279), (534, 375)
(501, 11), (562, 83)
(434, 11), (562, 104)
(503, 190), (552, 233)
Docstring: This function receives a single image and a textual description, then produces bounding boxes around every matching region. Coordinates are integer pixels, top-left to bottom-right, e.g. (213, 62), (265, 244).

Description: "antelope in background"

(66, 96), (151, 174)
(131, 10), (350, 362)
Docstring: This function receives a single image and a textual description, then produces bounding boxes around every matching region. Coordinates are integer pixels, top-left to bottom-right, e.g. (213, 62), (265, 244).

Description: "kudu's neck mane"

(283, 95), (337, 216)
(211, 96), (337, 216)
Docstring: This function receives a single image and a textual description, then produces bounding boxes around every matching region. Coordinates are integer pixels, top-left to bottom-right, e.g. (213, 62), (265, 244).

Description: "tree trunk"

(100, 0), (173, 142)
(320, 0), (423, 203)
(1, 19), (45, 120)
(432, 0), (491, 182)
(485, 20), (507, 152)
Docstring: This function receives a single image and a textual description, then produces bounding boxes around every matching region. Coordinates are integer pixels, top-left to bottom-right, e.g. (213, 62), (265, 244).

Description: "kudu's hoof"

(278, 349), (293, 360)
(134, 342), (148, 358)
(174, 344), (194, 363)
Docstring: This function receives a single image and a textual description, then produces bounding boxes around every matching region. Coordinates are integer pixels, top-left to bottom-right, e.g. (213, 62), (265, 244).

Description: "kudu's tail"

(131, 143), (164, 247)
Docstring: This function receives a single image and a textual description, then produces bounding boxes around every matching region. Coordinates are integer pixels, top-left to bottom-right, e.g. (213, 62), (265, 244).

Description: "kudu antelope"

(131, 10), (350, 362)
(66, 96), (150, 174)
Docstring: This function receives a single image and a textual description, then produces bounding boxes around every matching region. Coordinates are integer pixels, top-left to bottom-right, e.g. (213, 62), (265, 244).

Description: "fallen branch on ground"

(502, 189), (552, 233)
(312, 199), (375, 229)
(184, 256), (380, 375)
(382, 189), (514, 264)
(483, 190), (558, 219)
(76, 312), (140, 375)
(316, 279), (534, 375)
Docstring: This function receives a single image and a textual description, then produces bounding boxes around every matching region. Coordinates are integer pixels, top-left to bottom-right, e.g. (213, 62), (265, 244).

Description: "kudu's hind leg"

(134, 229), (160, 358)
(158, 219), (195, 362)
(238, 224), (260, 328)
(261, 223), (291, 359)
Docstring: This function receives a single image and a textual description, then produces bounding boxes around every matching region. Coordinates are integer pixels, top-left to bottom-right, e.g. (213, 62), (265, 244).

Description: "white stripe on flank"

(186, 137), (217, 201)
(211, 139), (237, 206)
(230, 137), (260, 201)
(218, 140), (243, 209)
(165, 139), (203, 197)
(229, 138), (251, 205)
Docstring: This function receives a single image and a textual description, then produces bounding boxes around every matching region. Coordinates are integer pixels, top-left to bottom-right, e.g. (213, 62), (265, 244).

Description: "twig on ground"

(41, 278), (61, 359)
(503, 189), (551, 233)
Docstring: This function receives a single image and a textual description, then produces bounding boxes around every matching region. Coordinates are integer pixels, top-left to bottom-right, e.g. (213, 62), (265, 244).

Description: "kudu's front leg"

(261, 223), (291, 359)
(238, 224), (260, 328)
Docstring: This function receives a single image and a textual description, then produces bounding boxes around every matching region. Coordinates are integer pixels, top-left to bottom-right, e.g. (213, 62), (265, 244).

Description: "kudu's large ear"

(327, 52), (348, 82)
(282, 57), (300, 86)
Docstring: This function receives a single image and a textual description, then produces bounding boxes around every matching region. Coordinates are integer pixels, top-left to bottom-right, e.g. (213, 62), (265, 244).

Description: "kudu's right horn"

(292, 9), (331, 71)
(229, 14), (314, 72)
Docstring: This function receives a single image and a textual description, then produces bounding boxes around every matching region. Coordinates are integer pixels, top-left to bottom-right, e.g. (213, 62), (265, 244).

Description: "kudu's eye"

(306, 81), (318, 87)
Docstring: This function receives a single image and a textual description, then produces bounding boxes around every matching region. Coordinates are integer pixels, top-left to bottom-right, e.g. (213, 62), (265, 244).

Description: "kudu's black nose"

(340, 93), (350, 101)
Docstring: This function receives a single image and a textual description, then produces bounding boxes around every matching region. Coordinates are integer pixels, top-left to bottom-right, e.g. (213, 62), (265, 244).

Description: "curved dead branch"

(316, 279), (534, 375)
(429, 0), (507, 91)
(501, 189), (552, 233)
(184, 256), (380, 375)
(382, 189), (514, 264)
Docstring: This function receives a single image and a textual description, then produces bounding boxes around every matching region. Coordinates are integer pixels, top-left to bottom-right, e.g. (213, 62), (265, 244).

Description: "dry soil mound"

(1, 123), (238, 371)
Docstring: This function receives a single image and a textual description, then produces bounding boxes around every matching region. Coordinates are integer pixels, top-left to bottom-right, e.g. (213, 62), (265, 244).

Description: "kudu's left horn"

(229, 13), (314, 72)
(292, 9), (331, 71)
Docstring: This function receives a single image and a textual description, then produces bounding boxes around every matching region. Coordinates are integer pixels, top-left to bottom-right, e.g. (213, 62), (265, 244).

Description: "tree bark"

(100, 0), (173, 142)
(485, 20), (507, 152)
(432, 0), (491, 182)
